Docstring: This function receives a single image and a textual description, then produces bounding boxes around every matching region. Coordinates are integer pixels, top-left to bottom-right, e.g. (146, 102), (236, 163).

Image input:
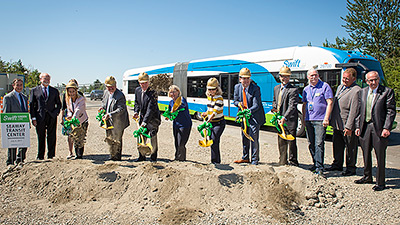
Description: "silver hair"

(307, 68), (319, 76)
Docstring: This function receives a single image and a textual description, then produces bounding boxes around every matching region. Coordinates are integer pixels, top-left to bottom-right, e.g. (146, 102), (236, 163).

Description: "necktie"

(18, 93), (26, 112)
(242, 87), (248, 109)
(337, 86), (346, 96)
(277, 86), (284, 111)
(43, 87), (48, 99)
(366, 89), (373, 122)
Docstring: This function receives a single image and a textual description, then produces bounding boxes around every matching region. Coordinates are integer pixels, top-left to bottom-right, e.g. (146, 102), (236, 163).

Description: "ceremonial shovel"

(238, 104), (254, 141)
(133, 117), (152, 156)
(199, 116), (213, 147)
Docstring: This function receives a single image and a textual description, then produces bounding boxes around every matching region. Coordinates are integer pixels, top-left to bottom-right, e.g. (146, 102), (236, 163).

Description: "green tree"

(324, 0), (400, 60)
(25, 69), (41, 88)
(381, 57), (400, 107)
(93, 79), (105, 90)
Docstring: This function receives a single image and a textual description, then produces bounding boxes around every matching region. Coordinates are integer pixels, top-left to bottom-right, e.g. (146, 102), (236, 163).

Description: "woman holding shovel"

(164, 85), (192, 161)
(201, 78), (225, 164)
(64, 81), (88, 159)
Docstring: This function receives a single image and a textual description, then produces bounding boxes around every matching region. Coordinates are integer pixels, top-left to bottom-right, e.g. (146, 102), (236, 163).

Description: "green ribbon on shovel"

(163, 107), (185, 120)
(235, 108), (251, 127)
(63, 117), (80, 129)
(133, 127), (151, 143)
(270, 112), (287, 134)
(96, 109), (106, 126)
(197, 121), (213, 138)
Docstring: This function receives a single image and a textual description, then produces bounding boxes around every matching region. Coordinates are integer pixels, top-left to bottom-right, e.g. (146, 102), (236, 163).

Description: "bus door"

(219, 73), (239, 117)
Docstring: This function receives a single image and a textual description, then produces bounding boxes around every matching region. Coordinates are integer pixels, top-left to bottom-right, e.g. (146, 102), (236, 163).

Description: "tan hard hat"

(66, 81), (78, 89)
(105, 76), (117, 87)
(138, 72), (149, 83)
(239, 68), (251, 78)
(207, 77), (219, 89)
(279, 66), (291, 76)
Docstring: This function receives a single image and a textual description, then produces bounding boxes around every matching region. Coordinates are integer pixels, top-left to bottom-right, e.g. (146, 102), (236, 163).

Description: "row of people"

(4, 69), (396, 193)
(276, 66), (395, 192)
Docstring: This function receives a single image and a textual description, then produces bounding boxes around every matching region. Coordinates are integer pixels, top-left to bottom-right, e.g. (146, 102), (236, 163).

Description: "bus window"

(187, 76), (209, 98)
(220, 73), (239, 100)
(349, 59), (385, 88)
(319, 69), (341, 93)
(128, 80), (139, 94)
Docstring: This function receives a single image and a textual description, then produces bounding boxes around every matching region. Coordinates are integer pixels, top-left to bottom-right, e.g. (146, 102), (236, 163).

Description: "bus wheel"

(296, 111), (306, 137)
(194, 112), (203, 121)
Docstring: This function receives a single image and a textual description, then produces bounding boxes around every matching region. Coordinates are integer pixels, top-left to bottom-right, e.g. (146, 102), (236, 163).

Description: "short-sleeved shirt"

(302, 80), (333, 121)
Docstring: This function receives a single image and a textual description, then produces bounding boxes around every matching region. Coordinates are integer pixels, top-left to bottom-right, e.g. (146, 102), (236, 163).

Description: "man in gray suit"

(3, 78), (29, 167)
(100, 76), (130, 161)
(272, 66), (299, 166)
(354, 71), (396, 191)
(327, 68), (360, 176)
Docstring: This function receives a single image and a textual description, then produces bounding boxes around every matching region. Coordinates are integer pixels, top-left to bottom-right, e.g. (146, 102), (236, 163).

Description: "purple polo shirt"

(302, 80), (333, 121)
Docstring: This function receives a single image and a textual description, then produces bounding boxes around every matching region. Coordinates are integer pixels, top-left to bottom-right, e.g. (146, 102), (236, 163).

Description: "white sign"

(1, 113), (30, 148)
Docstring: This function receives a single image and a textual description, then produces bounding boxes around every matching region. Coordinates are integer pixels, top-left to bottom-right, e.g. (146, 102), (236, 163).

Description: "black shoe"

(325, 166), (343, 171)
(354, 176), (373, 184)
(309, 165), (316, 171)
(372, 185), (385, 191)
(134, 157), (145, 162)
(288, 161), (299, 167)
(109, 157), (121, 161)
(342, 170), (356, 176)
(36, 157), (44, 160)
(150, 158), (157, 162)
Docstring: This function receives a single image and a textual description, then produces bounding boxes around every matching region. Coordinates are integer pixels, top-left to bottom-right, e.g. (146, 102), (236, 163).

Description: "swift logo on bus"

(283, 59), (301, 68)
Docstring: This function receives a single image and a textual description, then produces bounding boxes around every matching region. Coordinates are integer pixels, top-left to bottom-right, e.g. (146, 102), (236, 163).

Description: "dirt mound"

(0, 158), (340, 224)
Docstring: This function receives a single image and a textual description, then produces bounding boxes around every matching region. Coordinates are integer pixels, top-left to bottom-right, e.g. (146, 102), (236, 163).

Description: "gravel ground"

(0, 100), (399, 224)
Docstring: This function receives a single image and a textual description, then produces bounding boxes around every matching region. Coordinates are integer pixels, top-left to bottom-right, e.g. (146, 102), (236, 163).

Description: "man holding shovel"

(133, 72), (161, 162)
(272, 66), (299, 166)
(100, 76), (130, 161)
(233, 68), (266, 165)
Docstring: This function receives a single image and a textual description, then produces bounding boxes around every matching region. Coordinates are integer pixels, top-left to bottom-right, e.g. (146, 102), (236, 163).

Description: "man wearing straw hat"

(272, 66), (299, 166)
(233, 68), (266, 165)
(132, 72), (161, 162)
(100, 76), (130, 161)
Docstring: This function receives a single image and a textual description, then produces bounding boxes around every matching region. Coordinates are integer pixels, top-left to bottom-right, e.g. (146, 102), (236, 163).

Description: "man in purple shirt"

(302, 68), (334, 175)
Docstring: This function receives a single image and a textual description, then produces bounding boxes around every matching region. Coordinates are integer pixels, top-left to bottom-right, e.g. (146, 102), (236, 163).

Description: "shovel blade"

(138, 144), (152, 156)
(278, 133), (295, 140)
(199, 139), (213, 147)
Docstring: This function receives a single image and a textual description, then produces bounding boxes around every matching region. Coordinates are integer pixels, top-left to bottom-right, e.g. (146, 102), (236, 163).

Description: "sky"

(1, 0), (349, 88)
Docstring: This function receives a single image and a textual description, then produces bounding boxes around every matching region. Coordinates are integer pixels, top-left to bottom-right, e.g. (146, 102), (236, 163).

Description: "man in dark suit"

(354, 71), (396, 191)
(327, 68), (361, 176)
(272, 66), (299, 166)
(101, 76), (130, 161)
(29, 73), (61, 160)
(3, 78), (29, 167)
(233, 68), (266, 165)
(133, 72), (161, 162)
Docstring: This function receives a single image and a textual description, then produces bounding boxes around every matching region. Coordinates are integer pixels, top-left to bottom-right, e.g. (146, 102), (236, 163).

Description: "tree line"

(323, 0), (400, 107)
(0, 58), (104, 93)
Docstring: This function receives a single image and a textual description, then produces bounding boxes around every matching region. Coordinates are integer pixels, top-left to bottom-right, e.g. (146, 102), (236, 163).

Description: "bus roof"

(123, 46), (377, 80)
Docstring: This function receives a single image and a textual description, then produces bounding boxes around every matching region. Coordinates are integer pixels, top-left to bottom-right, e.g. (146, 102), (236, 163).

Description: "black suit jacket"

(29, 85), (61, 122)
(133, 87), (161, 129)
(356, 85), (396, 136)
(272, 83), (299, 130)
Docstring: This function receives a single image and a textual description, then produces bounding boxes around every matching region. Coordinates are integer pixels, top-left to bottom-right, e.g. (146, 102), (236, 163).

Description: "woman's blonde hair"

(168, 85), (181, 97)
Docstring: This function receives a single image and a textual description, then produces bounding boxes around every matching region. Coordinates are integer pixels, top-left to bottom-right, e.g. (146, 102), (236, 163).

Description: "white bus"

(123, 46), (386, 136)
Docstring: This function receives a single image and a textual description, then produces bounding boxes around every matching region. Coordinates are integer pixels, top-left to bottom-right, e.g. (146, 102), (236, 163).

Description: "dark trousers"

(359, 122), (388, 186)
(278, 127), (298, 165)
(242, 121), (261, 164)
(173, 126), (191, 161)
(332, 129), (358, 172)
(6, 148), (27, 165)
(106, 129), (125, 160)
(210, 120), (225, 164)
(36, 113), (57, 159)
